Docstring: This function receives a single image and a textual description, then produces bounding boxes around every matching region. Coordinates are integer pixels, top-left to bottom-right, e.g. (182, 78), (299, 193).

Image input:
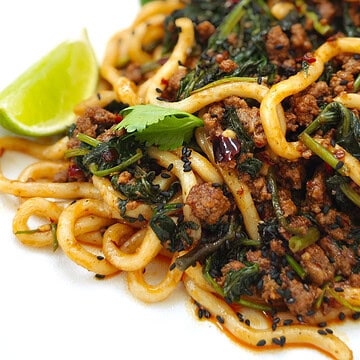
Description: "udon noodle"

(1, 1), (360, 359)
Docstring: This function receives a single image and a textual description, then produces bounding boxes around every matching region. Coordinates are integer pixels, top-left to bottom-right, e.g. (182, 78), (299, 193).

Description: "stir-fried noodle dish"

(2, 1), (360, 358)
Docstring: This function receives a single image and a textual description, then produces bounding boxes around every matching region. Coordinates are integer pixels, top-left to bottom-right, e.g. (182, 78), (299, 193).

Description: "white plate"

(0, 2), (358, 359)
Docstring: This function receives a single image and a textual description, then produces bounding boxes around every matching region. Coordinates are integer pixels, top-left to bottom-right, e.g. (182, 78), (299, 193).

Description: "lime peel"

(0, 31), (98, 137)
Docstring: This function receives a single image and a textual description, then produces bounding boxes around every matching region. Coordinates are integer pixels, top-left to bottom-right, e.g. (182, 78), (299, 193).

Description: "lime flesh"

(0, 34), (98, 136)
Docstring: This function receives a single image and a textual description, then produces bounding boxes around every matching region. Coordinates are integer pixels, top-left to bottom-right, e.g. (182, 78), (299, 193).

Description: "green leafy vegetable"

(115, 104), (203, 150)
(223, 263), (261, 300)
(150, 203), (199, 252)
(177, 0), (276, 99)
(112, 166), (180, 205)
(267, 166), (320, 252)
(174, 214), (260, 271)
(326, 174), (360, 211)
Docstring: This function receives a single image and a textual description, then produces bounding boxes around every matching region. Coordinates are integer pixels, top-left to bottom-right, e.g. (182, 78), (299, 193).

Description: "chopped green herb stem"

(76, 133), (102, 147)
(89, 148), (143, 176)
(285, 254), (307, 280)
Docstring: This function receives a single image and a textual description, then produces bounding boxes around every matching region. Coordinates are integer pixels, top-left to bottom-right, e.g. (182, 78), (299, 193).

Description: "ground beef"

(315, 208), (352, 242)
(202, 103), (225, 137)
(330, 69), (355, 95)
(291, 92), (320, 126)
(279, 215), (312, 240)
(316, 0), (337, 23)
(162, 66), (188, 100)
(117, 171), (133, 184)
(266, 25), (291, 65)
(123, 63), (143, 84)
(349, 274), (360, 287)
(52, 169), (68, 183)
(261, 274), (282, 302)
(349, 3), (360, 27)
(278, 188), (297, 217)
(219, 59), (238, 73)
(304, 166), (332, 214)
(196, 20), (216, 43)
(270, 239), (286, 256)
(290, 23), (312, 56)
(275, 160), (305, 190)
(246, 175), (271, 203)
(186, 183), (230, 224)
(246, 250), (271, 271)
(68, 107), (119, 149)
(282, 277), (321, 316)
(319, 236), (356, 277)
(307, 81), (331, 100)
(223, 97), (267, 148)
(300, 244), (335, 286)
(219, 260), (246, 286)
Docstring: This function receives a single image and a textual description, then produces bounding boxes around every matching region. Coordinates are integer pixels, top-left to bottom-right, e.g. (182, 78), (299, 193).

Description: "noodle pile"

(1, 1), (360, 359)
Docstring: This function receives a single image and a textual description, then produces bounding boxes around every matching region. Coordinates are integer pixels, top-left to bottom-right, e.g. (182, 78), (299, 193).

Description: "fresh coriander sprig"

(114, 104), (204, 150)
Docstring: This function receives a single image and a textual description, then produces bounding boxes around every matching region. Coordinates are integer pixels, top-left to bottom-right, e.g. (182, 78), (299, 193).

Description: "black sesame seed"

(325, 328), (333, 334)
(169, 263), (176, 271)
(352, 312), (360, 320)
(317, 329), (327, 335)
(273, 317), (281, 324)
(335, 161), (344, 170)
(334, 287), (344, 292)
(303, 283), (310, 292)
(245, 319), (251, 326)
(272, 337), (282, 346)
(198, 308), (203, 319)
(322, 205), (330, 214)
(237, 312), (244, 322)
(95, 274), (105, 279)
(272, 323), (277, 331)
(137, 214), (146, 222)
(280, 336), (286, 346)
(155, 96), (166, 101)
(216, 315), (225, 324)
(297, 314), (304, 323)
(340, 79), (349, 85)
(204, 310), (211, 318)
(256, 278), (264, 290)
(160, 191), (171, 197)
(161, 172), (171, 179)
(323, 296), (330, 304)
(256, 339), (266, 347)
(339, 312), (345, 321)
(183, 163), (192, 172)
(274, 44), (284, 50)
(330, 138), (336, 147)
(97, 255), (105, 260)
(306, 309), (316, 316)
(155, 87), (163, 93)
(283, 319), (293, 326)
(318, 321), (327, 328)
(96, 92), (101, 100)
(167, 163), (174, 171)
(257, 76), (262, 85)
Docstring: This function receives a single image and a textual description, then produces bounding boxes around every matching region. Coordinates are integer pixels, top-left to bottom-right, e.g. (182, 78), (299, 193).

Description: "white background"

(0, 1), (358, 359)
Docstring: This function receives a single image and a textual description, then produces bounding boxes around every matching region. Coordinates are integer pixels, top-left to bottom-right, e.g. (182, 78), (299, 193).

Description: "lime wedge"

(0, 32), (98, 136)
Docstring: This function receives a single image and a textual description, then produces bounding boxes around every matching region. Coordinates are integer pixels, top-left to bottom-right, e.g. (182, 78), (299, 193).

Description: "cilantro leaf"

(115, 104), (204, 150)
